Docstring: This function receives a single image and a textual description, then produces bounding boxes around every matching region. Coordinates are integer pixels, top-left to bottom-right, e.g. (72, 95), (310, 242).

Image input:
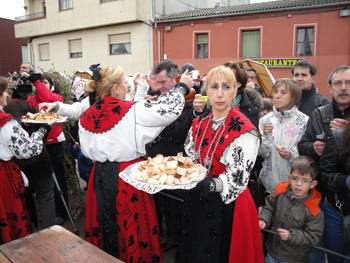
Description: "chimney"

(215, 1), (221, 9)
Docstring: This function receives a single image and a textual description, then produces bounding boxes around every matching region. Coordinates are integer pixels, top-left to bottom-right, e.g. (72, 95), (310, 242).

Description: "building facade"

(153, 0), (350, 98)
(0, 18), (27, 76)
(14, 0), (154, 76)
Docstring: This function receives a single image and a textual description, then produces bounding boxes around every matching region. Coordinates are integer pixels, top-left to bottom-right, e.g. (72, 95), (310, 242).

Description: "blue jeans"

(322, 199), (350, 263)
(307, 240), (325, 263)
(265, 253), (288, 263)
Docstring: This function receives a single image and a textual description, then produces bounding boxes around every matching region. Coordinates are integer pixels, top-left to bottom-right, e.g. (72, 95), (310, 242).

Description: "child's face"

(288, 170), (317, 199)
(261, 108), (272, 117)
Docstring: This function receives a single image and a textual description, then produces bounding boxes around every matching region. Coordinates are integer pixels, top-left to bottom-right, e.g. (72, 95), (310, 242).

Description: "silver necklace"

(194, 114), (227, 175)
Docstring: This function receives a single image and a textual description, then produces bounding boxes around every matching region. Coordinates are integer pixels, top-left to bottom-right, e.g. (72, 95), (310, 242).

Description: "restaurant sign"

(254, 59), (304, 68)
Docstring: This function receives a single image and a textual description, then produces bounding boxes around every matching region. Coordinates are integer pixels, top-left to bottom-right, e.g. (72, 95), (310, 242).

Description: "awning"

(242, 59), (275, 98)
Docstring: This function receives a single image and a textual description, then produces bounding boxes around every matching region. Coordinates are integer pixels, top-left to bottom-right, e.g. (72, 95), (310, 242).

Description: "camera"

(11, 72), (39, 97)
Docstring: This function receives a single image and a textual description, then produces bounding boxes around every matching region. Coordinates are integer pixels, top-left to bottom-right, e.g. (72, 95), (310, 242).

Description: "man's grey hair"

(22, 62), (35, 73)
(328, 65), (350, 85)
(152, 60), (180, 80)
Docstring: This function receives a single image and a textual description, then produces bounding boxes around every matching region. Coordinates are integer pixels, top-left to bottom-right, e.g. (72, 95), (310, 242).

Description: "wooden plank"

(0, 225), (123, 263)
(0, 251), (11, 263)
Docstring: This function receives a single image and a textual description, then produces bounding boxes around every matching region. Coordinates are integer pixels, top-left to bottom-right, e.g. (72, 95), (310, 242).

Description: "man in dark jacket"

(292, 60), (330, 116)
(298, 65), (350, 263)
(298, 65), (350, 160)
(146, 60), (194, 257)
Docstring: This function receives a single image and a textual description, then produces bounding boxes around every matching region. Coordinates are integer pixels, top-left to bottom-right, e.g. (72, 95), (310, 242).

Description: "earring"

(231, 100), (236, 108)
(116, 92), (119, 99)
(207, 99), (212, 110)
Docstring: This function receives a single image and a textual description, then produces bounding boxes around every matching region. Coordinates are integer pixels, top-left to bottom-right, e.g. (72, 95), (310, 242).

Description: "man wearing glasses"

(298, 65), (350, 160)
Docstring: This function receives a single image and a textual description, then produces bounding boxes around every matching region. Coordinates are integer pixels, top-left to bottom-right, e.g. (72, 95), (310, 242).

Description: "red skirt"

(0, 160), (32, 244)
(85, 159), (163, 263)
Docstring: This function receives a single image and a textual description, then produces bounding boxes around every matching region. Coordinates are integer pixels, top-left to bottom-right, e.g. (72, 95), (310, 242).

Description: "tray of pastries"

(119, 153), (206, 194)
(21, 111), (67, 124)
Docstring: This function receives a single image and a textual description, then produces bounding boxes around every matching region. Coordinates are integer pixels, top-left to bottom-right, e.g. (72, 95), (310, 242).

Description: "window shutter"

(242, 31), (260, 58)
(39, 43), (50, 60)
(69, 39), (82, 53)
(109, 33), (131, 44)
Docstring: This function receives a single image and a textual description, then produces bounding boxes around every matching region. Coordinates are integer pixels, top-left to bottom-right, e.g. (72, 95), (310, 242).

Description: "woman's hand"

(277, 147), (291, 160)
(47, 119), (58, 128)
(193, 94), (205, 113)
(263, 122), (273, 135)
(39, 102), (56, 112)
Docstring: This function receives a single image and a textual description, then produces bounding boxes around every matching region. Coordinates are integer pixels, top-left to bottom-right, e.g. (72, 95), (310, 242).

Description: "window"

(242, 30), (260, 58)
(69, 39), (82, 58)
(39, 43), (50, 61)
(296, 27), (314, 56)
(196, 33), (208, 58)
(109, 33), (131, 55)
(60, 0), (73, 11)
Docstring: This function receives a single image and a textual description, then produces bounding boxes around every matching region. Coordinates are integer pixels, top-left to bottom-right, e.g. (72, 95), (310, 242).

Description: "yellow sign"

(254, 59), (304, 68)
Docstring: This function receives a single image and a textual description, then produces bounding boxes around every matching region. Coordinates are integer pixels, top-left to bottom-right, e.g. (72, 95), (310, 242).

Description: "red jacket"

(27, 80), (65, 145)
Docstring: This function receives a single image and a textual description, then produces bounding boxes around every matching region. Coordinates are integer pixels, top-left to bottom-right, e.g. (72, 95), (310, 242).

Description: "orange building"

(153, 0), (350, 98)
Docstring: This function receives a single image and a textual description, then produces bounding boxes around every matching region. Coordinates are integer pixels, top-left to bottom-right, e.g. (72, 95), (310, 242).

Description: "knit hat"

(181, 63), (196, 74)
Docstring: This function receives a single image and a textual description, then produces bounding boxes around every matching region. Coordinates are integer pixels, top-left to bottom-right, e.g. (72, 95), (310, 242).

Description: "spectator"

(259, 156), (324, 263)
(27, 74), (68, 226)
(298, 65), (350, 161)
(261, 98), (273, 117)
(319, 122), (350, 262)
(245, 66), (265, 97)
(292, 60), (330, 116)
(146, 60), (194, 256)
(181, 63), (201, 94)
(72, 142), (93, 190)
(223, 61), (262, 128)
(259, 79), (308, 193)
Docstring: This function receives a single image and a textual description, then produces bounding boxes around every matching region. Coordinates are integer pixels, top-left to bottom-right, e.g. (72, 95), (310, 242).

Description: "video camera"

(11, 72), (40, 97)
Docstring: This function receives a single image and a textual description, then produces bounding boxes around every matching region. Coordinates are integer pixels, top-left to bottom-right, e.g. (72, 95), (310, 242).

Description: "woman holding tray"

(77, 64), (191, 262)
(183, 66), (263, 262)
(0, 76), (56, 244)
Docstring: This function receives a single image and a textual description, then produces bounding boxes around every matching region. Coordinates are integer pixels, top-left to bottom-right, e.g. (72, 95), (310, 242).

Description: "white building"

(15, 0), (154, 76)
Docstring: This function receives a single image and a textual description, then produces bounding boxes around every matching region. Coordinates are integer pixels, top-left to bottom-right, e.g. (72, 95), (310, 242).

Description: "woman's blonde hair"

(206, 65), (237, 91)
(86, 65), (125, 98)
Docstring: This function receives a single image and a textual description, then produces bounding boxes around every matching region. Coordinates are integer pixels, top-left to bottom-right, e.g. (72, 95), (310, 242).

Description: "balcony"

(15, 12), (46, 23)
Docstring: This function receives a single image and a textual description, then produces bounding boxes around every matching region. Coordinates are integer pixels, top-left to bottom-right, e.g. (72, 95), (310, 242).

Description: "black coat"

(238, 88), (262, 129)
(319, 127), (350, 216)
(298, 85), (330, 117)
(298, 102), (350, 161)
(146, 100), (195, 157)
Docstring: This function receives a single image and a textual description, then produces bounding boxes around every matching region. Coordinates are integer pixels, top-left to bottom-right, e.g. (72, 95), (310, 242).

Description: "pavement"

(59, 178), (177, 263)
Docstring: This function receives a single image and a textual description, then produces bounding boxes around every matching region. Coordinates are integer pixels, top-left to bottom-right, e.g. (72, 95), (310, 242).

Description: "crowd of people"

(0, 58), (349, 263)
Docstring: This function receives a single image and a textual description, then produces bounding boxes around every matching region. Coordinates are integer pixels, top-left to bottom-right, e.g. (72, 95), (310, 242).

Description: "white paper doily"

(119, 161), (207, 194)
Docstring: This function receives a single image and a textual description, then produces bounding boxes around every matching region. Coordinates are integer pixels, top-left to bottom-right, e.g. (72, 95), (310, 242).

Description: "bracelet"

(193, 110), (203, 117)
(209, 181), (216, 192)
(213, 177), (223, 193)
(53, 102), (60, 113)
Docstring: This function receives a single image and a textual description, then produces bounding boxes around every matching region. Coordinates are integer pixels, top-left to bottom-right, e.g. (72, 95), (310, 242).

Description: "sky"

(0, 0), (25, 20)
(0, 0), (278, 20)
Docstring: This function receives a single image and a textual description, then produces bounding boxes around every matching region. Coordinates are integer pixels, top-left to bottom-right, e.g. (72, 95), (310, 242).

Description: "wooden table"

(0, 225), (123, 263)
